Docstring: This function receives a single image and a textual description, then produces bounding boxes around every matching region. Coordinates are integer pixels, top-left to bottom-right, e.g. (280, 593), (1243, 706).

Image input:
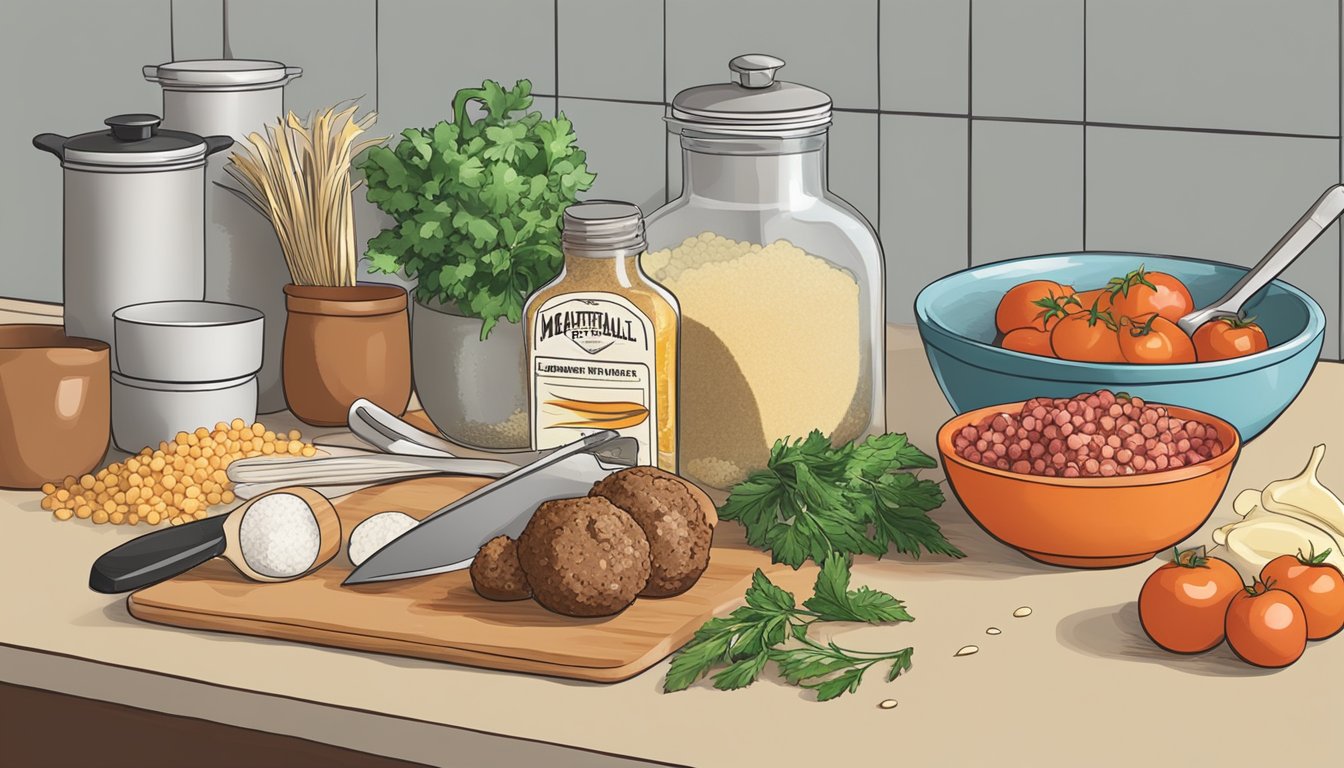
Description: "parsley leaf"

(664, 555), (916, 702)
(719, 431), (965, 569)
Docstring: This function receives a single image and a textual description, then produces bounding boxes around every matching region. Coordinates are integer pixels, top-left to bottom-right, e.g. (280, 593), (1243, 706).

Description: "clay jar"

(282, 284), (412, 426)
(0, 325), (111, 489)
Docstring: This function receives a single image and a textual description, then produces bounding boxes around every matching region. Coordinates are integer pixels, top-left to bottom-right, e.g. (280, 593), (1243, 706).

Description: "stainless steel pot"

(33, 114), (233, 366)
(145, 59), (303, 413)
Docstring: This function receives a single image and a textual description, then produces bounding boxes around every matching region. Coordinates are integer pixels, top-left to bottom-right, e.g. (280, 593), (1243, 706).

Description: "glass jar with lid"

(642, 54), (885, 490)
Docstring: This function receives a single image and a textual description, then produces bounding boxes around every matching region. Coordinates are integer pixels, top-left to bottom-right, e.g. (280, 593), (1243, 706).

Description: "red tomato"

(1260, 548), (1344, 640)
(1139, 548), (1244, 653)
(1118, 314), (1197, 364)
(1050, 305), (1124, 363)
(1107, 266), (1194, 324)
(1000, 328), (1055, 357)
(1225, 581), (1307, 668)
(1068, 288), (1110, 314)
(996, 280), (1075, 334)
(1193, 316), (1270, 362)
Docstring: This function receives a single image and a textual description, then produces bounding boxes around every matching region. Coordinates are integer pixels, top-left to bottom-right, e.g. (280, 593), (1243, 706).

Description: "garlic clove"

(1232, 488), (1262, 517)
(1261, 444), (1344, 538)
(1219, 515), (1343, 583)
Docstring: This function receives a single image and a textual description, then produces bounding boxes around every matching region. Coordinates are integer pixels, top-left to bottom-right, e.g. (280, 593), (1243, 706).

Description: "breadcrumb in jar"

(643, 234), (867, 488)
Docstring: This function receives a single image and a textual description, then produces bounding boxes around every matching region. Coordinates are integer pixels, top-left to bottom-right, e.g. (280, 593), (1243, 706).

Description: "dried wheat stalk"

(223, 102), (384, 287)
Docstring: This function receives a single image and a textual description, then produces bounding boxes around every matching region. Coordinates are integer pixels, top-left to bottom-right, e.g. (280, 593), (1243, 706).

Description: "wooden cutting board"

(127, 476), (790, 682)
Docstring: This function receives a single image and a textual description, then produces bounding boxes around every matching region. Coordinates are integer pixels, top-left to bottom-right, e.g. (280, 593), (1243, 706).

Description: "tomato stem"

(1106, 264), (1157, 299)
(1296, 543), (1333, 565)
(1172, 546), (1209, 568)
(1126, 313), (1159, 338)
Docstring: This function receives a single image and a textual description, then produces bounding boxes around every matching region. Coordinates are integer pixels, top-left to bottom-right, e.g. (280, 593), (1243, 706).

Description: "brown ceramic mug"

(282, 284), (412, 426)
(0, 324), (111, 489)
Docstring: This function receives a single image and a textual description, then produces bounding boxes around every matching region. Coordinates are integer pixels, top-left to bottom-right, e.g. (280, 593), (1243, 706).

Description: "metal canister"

(32, 114), (233, 366)
(144, 59), (303, 413)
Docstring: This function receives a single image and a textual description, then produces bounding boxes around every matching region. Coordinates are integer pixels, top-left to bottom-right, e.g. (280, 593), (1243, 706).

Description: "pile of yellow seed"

(41, 419), (316, 526)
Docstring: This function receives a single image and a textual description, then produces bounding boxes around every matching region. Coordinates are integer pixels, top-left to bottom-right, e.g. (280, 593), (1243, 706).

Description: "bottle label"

(530, 292), (658, 463)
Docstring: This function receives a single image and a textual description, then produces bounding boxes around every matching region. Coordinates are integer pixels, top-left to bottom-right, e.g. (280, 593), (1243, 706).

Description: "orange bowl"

(937, 401), (1241, 568)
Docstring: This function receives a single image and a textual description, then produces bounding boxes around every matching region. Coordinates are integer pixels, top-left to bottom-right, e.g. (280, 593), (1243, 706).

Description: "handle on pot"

(142, 64), (161, 83)
(282, 65), (304, 84)
(205, 135), (236, 157)
(32, 133), (66, 158)
(88, 513), (228, 593)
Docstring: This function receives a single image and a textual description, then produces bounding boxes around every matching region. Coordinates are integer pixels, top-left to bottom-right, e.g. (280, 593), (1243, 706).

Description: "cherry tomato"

(1193, 316), (1270, 362)
(1260, 547), (1344, 640)
(1117, 313), (1197, 364)
(1107, 266), (1194, 324)
(1000, 328), (1055, 357)
(1050, 305), (1124, 363)
(996, 280), (1075, 334)
(1139, 548), (1244, 653)
(1225, 580), (1307, 668)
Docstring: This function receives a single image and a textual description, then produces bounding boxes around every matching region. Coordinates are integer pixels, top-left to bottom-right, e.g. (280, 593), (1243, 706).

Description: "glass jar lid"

(669, 54), (832, 138)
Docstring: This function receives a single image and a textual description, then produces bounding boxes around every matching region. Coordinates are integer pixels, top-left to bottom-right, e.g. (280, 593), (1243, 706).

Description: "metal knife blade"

(342, 430), (636, 585)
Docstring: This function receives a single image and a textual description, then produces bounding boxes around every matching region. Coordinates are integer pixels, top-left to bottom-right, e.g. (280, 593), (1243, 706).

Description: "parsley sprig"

(719, 431), (964, 569)
(361, 79), (596, 339)
(664, 554), (915, 702)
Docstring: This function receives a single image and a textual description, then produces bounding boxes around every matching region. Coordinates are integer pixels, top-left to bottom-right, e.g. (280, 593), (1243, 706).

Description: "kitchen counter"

(2, 299), (1342, 767)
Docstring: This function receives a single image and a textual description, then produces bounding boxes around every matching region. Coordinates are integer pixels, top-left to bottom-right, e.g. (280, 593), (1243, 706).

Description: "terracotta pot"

(282, 284), (411, 426)
(0, 325), (110, 489)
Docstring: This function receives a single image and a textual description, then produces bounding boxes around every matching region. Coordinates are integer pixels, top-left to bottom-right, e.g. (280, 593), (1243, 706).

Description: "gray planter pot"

(412, 298), (529, 451)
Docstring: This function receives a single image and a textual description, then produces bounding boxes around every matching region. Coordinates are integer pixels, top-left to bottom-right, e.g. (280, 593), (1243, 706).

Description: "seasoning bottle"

(525, 202), (679, 471)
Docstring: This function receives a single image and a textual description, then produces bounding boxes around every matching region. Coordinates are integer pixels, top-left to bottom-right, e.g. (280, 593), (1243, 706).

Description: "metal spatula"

(1178, 185), (1344, 335)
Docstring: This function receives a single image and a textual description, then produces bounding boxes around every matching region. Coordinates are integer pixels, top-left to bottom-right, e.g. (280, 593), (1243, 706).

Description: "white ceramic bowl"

(113, 300), (264, 382)
(111, 371), (257, 452)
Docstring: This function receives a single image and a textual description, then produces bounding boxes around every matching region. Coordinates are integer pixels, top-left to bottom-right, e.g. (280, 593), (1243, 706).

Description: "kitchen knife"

(342, 430), (637, 585)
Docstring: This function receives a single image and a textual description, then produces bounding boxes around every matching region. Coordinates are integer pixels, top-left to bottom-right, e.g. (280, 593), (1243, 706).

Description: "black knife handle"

(89, 515), (229, 594)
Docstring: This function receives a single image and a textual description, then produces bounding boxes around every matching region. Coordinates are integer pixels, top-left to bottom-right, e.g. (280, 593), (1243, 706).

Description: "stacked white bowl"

(110, 301), (264, 452)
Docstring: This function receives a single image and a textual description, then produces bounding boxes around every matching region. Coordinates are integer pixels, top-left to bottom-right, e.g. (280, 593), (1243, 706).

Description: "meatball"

(517, 497), (651, 617)
(589, 467), (715, 597)
(470, 535), (531, 601)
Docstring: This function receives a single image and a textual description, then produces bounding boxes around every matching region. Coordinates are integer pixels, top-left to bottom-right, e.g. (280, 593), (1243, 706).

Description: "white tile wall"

(1, 0), (1340, 360)
(972, 0), (1083, 121)
(972, 121), (1083, 264)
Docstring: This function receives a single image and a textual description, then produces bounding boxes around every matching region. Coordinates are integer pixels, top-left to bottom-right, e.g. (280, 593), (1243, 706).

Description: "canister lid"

(562, 201), (647, 256)
(144, 59), (302, 90)
(59, 114), (209, 167)
(669, 54), (832, 137)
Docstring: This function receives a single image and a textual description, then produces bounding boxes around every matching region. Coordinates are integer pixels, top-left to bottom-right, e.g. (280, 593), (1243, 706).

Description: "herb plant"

(720, 431), (965, 569)
(360, 79), (596, 339)
(664, 554), (915, 702)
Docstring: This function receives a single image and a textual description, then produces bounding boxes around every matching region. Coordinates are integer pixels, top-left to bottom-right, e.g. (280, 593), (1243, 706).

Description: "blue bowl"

(914, 252), (1326, 441)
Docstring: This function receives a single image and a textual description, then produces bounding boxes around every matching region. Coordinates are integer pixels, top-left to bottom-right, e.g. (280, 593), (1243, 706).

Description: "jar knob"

(105, 114), (161, 142)
(729, 54), (785, 89)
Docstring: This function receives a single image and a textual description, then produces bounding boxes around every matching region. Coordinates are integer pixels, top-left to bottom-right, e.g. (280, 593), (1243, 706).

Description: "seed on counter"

(878, 699), (899, 710)
(1013, 606), (1033, 618)
(986, 627), (1002, 635)
(39, 420), (314, 527)
(954, 645), (980, 657)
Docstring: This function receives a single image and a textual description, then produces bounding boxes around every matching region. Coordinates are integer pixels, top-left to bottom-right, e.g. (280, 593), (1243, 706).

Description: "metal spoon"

(1178, 184), (1344, 335)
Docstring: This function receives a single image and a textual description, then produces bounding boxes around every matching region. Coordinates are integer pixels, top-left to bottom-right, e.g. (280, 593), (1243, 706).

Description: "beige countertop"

(2, 300), (1342, 767)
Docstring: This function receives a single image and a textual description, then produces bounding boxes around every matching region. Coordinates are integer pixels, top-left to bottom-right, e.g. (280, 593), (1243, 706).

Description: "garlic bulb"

(1211, 444), (1344, 581)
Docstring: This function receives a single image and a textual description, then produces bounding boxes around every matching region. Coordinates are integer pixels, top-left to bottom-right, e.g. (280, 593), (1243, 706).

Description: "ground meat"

(953, 390), (1225, 478)
(469, 535), (531, 601)
(589, 467), (714, 598)
(516, 497), (651, 617)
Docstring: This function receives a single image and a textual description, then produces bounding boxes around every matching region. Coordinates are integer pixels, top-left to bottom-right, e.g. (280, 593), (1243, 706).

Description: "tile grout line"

(1082, 0), (1088, 252)
(875, 0), (881, 235)
(663, 0), (669, 206)
(967, 0), (974, 268)
(553, 0), (560, 119)
(373, 0), (379, 114)
(168, 0), (174, 61)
